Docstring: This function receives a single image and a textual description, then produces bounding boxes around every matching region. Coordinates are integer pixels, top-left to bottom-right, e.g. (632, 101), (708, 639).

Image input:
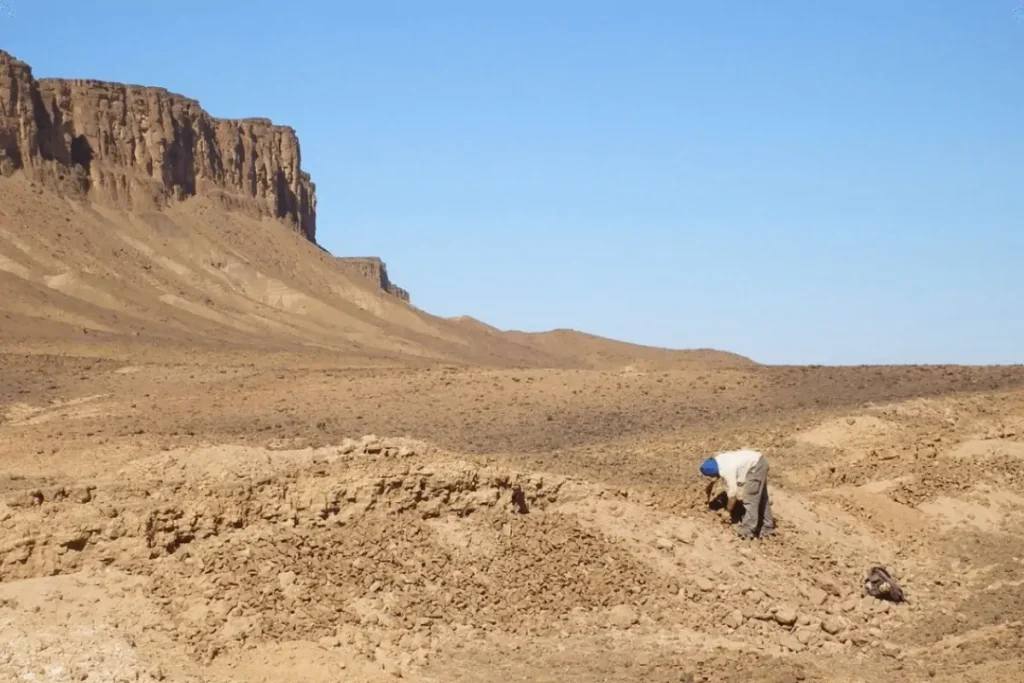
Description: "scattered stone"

(781, 635), (805, 653)
(673, 527), (695, 544)
(696, 577), (715, 593)
(723, 610), (744, 629)
(607, 605), (639, 629)
(848, 629), (870, 647)
(806, 587), (828, 606)
(774, 607), (798, 627)
(881, 642), (902, 658)
(821, 616), (844, 635)
(655, 537), (674, 551)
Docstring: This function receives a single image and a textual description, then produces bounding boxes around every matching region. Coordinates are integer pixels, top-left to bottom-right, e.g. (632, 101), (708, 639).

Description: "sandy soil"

(3, 353), (1024, 683)
(3, 175), (1024, 682)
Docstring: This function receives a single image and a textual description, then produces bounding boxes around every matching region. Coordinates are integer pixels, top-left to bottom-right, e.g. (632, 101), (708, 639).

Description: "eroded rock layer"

(0, 50), (316, 241)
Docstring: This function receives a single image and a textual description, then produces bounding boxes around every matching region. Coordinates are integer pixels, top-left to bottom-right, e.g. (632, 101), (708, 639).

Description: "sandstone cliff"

(335, 257), (410, 302)
(0, 50), (316, 241)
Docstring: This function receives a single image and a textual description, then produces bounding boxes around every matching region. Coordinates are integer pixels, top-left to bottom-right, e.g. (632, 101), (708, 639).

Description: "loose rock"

(818, 578), (843, 597)
(806, 587), (828, 606)
(723, 609), (744, 629)
(607, 604), (639, 629)
(774, 607), (798, 627)
(822, 616), (844, 635)
(781, 635), (805, 653)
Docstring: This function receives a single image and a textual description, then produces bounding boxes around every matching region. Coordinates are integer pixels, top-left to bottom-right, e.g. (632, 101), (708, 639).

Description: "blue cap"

(700, 458), (719, 477)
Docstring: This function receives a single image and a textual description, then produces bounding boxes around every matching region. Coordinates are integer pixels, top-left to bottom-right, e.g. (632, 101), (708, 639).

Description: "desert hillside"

(2, 49), (1024, 683)
(0, 48), (744, 371)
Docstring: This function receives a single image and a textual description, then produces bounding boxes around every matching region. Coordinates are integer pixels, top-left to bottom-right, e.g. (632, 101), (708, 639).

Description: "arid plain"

(3, 48), (1024, 682)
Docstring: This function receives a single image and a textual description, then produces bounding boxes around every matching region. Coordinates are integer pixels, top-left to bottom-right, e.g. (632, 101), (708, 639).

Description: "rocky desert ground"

(3, 48), (1024, 683)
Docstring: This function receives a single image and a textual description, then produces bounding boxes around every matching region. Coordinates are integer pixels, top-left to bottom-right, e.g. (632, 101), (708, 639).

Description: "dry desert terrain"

(3, 48), (1024, 683)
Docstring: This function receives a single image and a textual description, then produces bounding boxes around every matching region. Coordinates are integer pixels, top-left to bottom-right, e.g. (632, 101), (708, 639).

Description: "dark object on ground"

(708, 492), (745, 523)
(864, 566), (906, 603)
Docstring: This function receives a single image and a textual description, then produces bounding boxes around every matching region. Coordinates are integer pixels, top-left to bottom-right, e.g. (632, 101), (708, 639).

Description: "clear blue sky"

(3, 1), (1022, 364)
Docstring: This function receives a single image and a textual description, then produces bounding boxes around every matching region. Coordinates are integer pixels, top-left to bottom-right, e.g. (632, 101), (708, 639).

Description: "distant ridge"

(0, 49), (749, 371)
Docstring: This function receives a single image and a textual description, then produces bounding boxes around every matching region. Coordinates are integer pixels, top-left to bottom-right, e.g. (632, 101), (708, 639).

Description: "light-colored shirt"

(714, 449), (763, 498)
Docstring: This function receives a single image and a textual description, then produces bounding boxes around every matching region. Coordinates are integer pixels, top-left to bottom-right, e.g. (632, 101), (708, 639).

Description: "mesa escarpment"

(0, 49), (759, 370)
(0, 49), (316, 241)
(335, 256), (410, 302)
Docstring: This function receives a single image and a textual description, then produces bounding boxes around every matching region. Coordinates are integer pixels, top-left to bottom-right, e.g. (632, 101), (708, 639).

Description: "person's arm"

(721, 471), (739, 511)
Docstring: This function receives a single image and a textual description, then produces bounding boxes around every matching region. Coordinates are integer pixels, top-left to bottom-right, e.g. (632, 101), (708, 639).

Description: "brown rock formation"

(335, 256), (410, 302)
(0, 49), (316, 241)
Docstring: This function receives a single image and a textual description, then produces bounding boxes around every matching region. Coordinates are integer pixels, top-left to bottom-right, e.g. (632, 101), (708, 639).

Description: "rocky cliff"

(335, 257), (410, 302)
(0, 50), (316, 241)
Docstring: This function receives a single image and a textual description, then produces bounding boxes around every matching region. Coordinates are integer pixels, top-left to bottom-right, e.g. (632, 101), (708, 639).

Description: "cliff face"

(336, 257), (411, 303)
(0, 50), (316, 241)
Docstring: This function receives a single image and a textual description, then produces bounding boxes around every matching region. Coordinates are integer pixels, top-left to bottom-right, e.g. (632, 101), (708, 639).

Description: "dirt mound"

(0, 435), (868, 674)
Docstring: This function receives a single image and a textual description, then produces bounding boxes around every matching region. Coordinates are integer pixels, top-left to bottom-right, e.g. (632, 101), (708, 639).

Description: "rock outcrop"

(336, 256), (410, 302)
(0, 49), (316, 241)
